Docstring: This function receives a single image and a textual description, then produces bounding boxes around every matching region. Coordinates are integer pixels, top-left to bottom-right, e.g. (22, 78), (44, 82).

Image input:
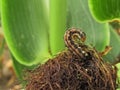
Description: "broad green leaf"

(2, 0), (50, 66)
(50, 0), (66, 54)
(89, 0), (120, 22)
(0, 0), (1, 23)
(67, 0), (110, 51)
(103, 26), (120, 63)
(0, 0), (2, 11)
(0, 0), (1, 13)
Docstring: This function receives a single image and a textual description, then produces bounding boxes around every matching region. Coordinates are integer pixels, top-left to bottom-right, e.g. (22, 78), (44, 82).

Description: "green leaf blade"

(89, 0), (120, 22)
(50, 0), (66, 54)
(2, 0), (50, 66)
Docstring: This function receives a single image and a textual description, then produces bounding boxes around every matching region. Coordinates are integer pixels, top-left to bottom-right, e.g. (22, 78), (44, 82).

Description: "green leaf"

(50, 0), (66, 54)
(2, 0), (51, 66)
(0, 0), (1, 23)
(103, 26), (120, 63)
(67, 0), (110, 51)
(89, 0), (120, 22)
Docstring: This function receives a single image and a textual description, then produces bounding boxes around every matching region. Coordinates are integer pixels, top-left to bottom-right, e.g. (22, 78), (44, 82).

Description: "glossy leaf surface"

(2, 0), (50, 66)
(89, 0), (120, 22)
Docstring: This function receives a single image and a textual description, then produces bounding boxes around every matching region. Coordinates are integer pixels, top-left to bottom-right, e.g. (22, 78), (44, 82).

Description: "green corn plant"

(1, 0), (120, 89)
